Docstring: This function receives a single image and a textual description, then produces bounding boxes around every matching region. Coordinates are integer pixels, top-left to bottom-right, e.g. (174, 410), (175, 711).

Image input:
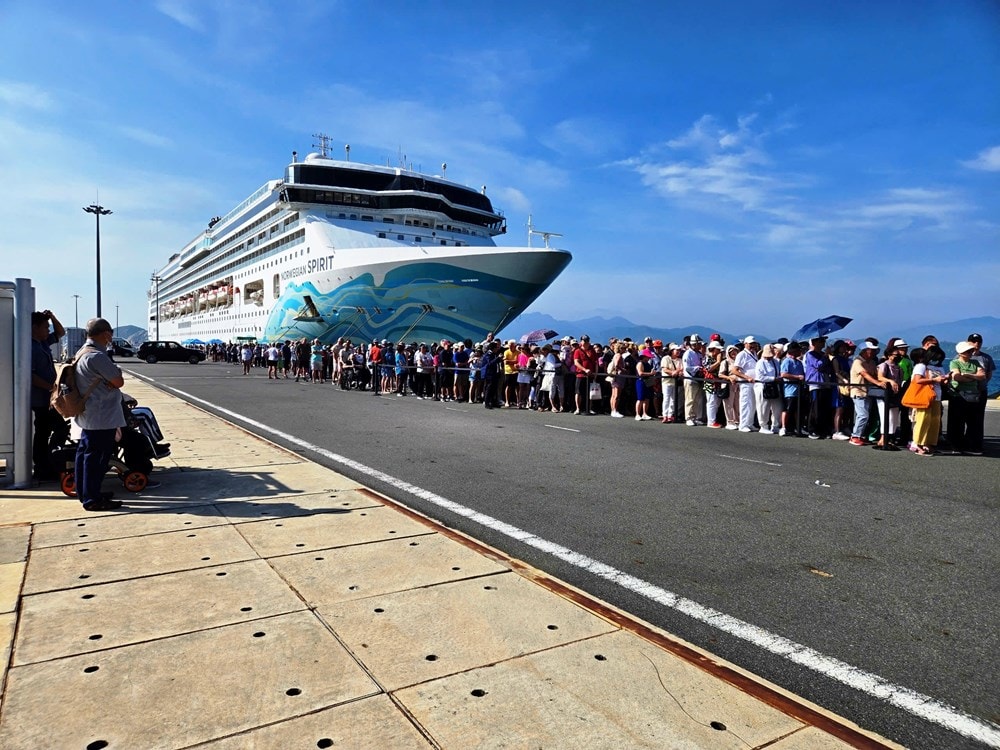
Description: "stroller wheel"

(60, 471), (77, 497)
(123, 471), (148, 492)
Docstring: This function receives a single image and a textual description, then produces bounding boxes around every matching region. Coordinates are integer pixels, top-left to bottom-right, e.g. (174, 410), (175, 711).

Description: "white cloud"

(155, 0), (206, 32)
(0, 81), (55, 111)
(961, 145), (1000, 172)
(118, 126), (174, 149)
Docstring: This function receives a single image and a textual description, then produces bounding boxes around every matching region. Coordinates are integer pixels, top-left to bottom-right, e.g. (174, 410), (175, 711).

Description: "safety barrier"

(0, 278), (35, 487)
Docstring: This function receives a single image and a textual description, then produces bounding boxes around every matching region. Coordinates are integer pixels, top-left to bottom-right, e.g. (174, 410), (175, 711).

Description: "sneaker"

(849, 437), (865, 446)
(725, 424), (739, 430)
(694, 420), (707, 426)
(808, 433), (821, 440)
(778, 428), (787, 436)
(641, 415), (652, 421)
(635, 415), (642, 421)
(709, 423), (723, 428)
(686, 419), (696, 426)
(832, 432), (850, 441)
(739, 427), (753, 433)
(588, 410), (597, 415)
(611, 411), (624, 418)
(574, 409), (582, 415)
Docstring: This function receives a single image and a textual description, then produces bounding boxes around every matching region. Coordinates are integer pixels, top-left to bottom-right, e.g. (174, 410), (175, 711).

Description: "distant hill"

(499, 313), (764, 345)
(892, 316), (1000, 346)
(115, 325), (147, 346)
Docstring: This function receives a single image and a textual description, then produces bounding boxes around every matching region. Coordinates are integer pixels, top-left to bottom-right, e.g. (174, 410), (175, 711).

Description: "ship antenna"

(345, 144), (350, 161)
(527, 214), (563, 249)
(441, 162), (447, 178)
(311, 132), (332, 158)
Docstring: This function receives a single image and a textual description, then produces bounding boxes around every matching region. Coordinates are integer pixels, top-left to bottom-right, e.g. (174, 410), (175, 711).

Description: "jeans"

(75, 428), (117, 505)
(851, 397), (872, 439)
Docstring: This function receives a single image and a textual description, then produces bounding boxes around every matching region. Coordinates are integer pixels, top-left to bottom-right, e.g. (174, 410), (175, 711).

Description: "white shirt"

(734, 349), (758, 379)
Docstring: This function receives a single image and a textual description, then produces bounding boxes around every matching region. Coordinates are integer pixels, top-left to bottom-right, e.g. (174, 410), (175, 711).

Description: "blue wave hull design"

(263, 259), (568, 344)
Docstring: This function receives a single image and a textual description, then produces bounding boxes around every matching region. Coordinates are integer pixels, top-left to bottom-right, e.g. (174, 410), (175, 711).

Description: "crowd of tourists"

(223, 330), (994, 457)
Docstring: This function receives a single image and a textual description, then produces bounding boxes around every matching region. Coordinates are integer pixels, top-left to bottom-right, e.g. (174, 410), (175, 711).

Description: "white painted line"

(444, 407), (467, 413)
(719, 454), (783, 467)
(545, 424), (580, 433)
(130, 372), (1000, 749)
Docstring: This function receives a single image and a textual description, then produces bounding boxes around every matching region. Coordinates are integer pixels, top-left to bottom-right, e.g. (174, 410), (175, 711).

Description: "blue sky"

(1, 0), (997, 340)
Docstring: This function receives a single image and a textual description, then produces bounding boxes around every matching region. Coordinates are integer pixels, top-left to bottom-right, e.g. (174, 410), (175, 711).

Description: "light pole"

(73, 294), (80, 328)
(83, 203), (112, 318)
(151, 274), (161, 340)
(115, 304), (119, 338)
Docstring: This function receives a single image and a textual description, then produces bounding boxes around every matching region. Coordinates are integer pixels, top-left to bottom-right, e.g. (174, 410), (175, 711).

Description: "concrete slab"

(22, 524), (259, 594)
(320, 573), (618, 691)
(0, 612), (13, 700)
(270, 533), (509, 608)
(137, 462), (360, 502)
(190, 695), (432, 749)
(0, 524), (30, 563)
(396, 630), (808, 749)
(14, 559), (307, 665)
(0, 612), (380, 749)
(237, 505), (434, 558)
(0, 561), (25, 614)
(30, 504), (229, 548)
(0, 492), (104, 526)
(216, 489), (377, 524)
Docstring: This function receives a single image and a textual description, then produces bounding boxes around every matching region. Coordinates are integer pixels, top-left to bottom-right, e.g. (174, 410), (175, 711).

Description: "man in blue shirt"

(74, 318), (127, 510)
(30, 310), (65, 481)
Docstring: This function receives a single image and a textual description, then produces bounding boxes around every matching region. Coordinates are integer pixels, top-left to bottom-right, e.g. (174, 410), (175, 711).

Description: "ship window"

(441, 240), (447, 245)
(273, 274), (280, 297)
(383, 217), (394, 224)
(361, 215), (373, 222)
(378, 232), (386, 239)
(414, 236), (421, 242)
(397, 234), (404, 240)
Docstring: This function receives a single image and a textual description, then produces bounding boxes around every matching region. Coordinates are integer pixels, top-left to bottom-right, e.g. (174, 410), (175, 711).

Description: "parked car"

(112, 338), (135, 357)
(137, 341), (206, 364)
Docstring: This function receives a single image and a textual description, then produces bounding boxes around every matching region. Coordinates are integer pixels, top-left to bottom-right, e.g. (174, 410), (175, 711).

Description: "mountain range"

(499, 313), (1000, 349)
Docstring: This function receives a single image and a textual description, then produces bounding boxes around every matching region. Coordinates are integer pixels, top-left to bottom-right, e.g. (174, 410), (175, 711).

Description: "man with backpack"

(73, 318), (127, 511)
(30, 309), (65, 481)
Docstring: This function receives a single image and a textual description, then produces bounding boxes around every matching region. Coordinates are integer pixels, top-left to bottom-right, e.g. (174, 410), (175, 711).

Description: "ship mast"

(527, 214), (563, 249)
(312, 132), (332, 158)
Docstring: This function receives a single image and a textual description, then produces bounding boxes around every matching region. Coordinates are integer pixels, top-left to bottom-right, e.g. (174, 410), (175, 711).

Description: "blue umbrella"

(790, 315), (852, 342)
(207, 338), (225, 345)
(519, 328), (559, 344)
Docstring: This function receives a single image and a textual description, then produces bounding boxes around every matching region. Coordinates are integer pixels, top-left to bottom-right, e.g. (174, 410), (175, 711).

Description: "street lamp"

(151, 274), (161, 340)
(73, 294), (80, 329)
(83, 203), (112, 318)
(115, 304), (119, 338)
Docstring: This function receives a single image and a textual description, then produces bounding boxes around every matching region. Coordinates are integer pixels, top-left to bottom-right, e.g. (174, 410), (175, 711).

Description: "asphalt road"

(124, 361), (1000, 749)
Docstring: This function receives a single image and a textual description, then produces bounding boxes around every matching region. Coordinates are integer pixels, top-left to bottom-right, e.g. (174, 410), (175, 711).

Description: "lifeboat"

(184, 296), (194, 314)
(217, 286), (229, 305)
(207, 287), (218, 307)
(249, 290), (264, 306)
(198, 290), (208, 310)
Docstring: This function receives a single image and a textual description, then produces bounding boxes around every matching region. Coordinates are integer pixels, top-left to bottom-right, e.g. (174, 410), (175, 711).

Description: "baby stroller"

(54, 393), (171, 496)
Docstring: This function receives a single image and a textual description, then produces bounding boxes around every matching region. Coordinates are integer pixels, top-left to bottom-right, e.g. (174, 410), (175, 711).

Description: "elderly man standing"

(30, 309), (66, 481)
(73, 318), (127, 511)
(682, 335), (707, 425)
(732, 336), (760, 431)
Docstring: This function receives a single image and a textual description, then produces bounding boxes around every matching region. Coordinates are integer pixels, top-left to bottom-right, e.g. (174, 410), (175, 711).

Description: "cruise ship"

(146, 138), (571, 346)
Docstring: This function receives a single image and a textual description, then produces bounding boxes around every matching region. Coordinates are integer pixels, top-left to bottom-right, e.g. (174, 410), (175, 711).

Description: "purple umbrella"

(519, 328), (559, 344)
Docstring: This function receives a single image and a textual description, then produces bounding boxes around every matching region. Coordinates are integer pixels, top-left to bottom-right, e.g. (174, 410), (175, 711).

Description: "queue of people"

(225, 330), (995, 457)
